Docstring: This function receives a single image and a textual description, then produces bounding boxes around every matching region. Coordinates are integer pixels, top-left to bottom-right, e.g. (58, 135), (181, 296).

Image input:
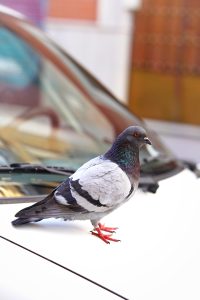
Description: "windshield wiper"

(0, 163), (75, 176)
(0, 163), (161, 193)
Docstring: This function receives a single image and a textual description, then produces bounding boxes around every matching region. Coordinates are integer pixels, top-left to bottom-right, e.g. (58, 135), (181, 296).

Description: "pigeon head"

(120, 126), (152, 147)
(104, 126), (151, 172)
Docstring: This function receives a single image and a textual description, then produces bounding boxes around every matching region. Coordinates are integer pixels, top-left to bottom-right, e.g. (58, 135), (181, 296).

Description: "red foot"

(91, 223), (120, 244)
(98, 223), (118, 233)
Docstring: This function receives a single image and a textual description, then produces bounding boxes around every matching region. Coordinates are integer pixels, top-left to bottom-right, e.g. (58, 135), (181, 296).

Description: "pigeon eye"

(133, 132), (140, 138)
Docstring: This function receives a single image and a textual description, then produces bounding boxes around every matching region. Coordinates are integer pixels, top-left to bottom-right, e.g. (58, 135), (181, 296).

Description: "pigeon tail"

(12, 217), (42, 226)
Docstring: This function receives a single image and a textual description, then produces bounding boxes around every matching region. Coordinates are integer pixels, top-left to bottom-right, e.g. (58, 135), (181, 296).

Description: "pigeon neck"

(104, 141), (140, 175)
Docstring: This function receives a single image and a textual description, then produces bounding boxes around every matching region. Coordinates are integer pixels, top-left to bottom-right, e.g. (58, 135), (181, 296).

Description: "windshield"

(0, 18), (183, 200)
(0, 26), (115, 168)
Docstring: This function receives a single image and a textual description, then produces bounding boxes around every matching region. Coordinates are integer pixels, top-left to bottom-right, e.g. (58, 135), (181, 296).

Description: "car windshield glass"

(0, 20), (182, 201)
(0, 25), (115, 170)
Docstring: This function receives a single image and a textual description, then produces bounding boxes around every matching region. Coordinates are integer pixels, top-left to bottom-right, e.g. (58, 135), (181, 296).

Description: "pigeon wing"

(70, 160), (132, 212)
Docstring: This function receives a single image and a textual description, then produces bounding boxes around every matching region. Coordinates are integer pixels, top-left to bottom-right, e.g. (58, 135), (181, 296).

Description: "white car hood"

(0, 169), (199, 300)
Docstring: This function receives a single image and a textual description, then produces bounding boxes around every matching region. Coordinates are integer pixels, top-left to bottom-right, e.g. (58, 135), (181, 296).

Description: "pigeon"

(12, 126), (151, 244)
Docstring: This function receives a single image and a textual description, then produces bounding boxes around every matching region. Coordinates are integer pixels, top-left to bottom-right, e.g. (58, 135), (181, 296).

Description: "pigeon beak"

(144, 137), (152, 145)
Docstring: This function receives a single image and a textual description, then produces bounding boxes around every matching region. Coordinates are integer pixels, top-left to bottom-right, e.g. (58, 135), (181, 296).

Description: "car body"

(0, 5), (199, 300)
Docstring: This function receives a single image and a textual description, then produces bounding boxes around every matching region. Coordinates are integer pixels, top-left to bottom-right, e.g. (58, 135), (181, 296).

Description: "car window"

(0, 20), (183, 201)
(0, 26), (115, 170)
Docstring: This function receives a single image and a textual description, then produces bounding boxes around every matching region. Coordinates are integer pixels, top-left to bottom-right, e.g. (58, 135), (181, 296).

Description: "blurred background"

(0, 0), (200, 162)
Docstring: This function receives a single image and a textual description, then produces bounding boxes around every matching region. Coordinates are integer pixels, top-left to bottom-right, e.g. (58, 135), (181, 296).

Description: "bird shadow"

(13, 219), (88, 236)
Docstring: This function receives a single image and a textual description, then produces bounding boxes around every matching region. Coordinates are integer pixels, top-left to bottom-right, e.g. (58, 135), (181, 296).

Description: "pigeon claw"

(98, 223), (118, 233)
(91, 223), (121, 244)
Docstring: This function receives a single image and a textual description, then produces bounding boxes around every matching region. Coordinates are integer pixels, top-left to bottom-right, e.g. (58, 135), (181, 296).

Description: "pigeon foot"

(98, 223), (118, 233)
(91, 223), (120, 244)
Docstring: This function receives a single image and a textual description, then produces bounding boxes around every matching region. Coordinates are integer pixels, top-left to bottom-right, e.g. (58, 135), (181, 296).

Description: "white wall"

(46, 0), (141, 103)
